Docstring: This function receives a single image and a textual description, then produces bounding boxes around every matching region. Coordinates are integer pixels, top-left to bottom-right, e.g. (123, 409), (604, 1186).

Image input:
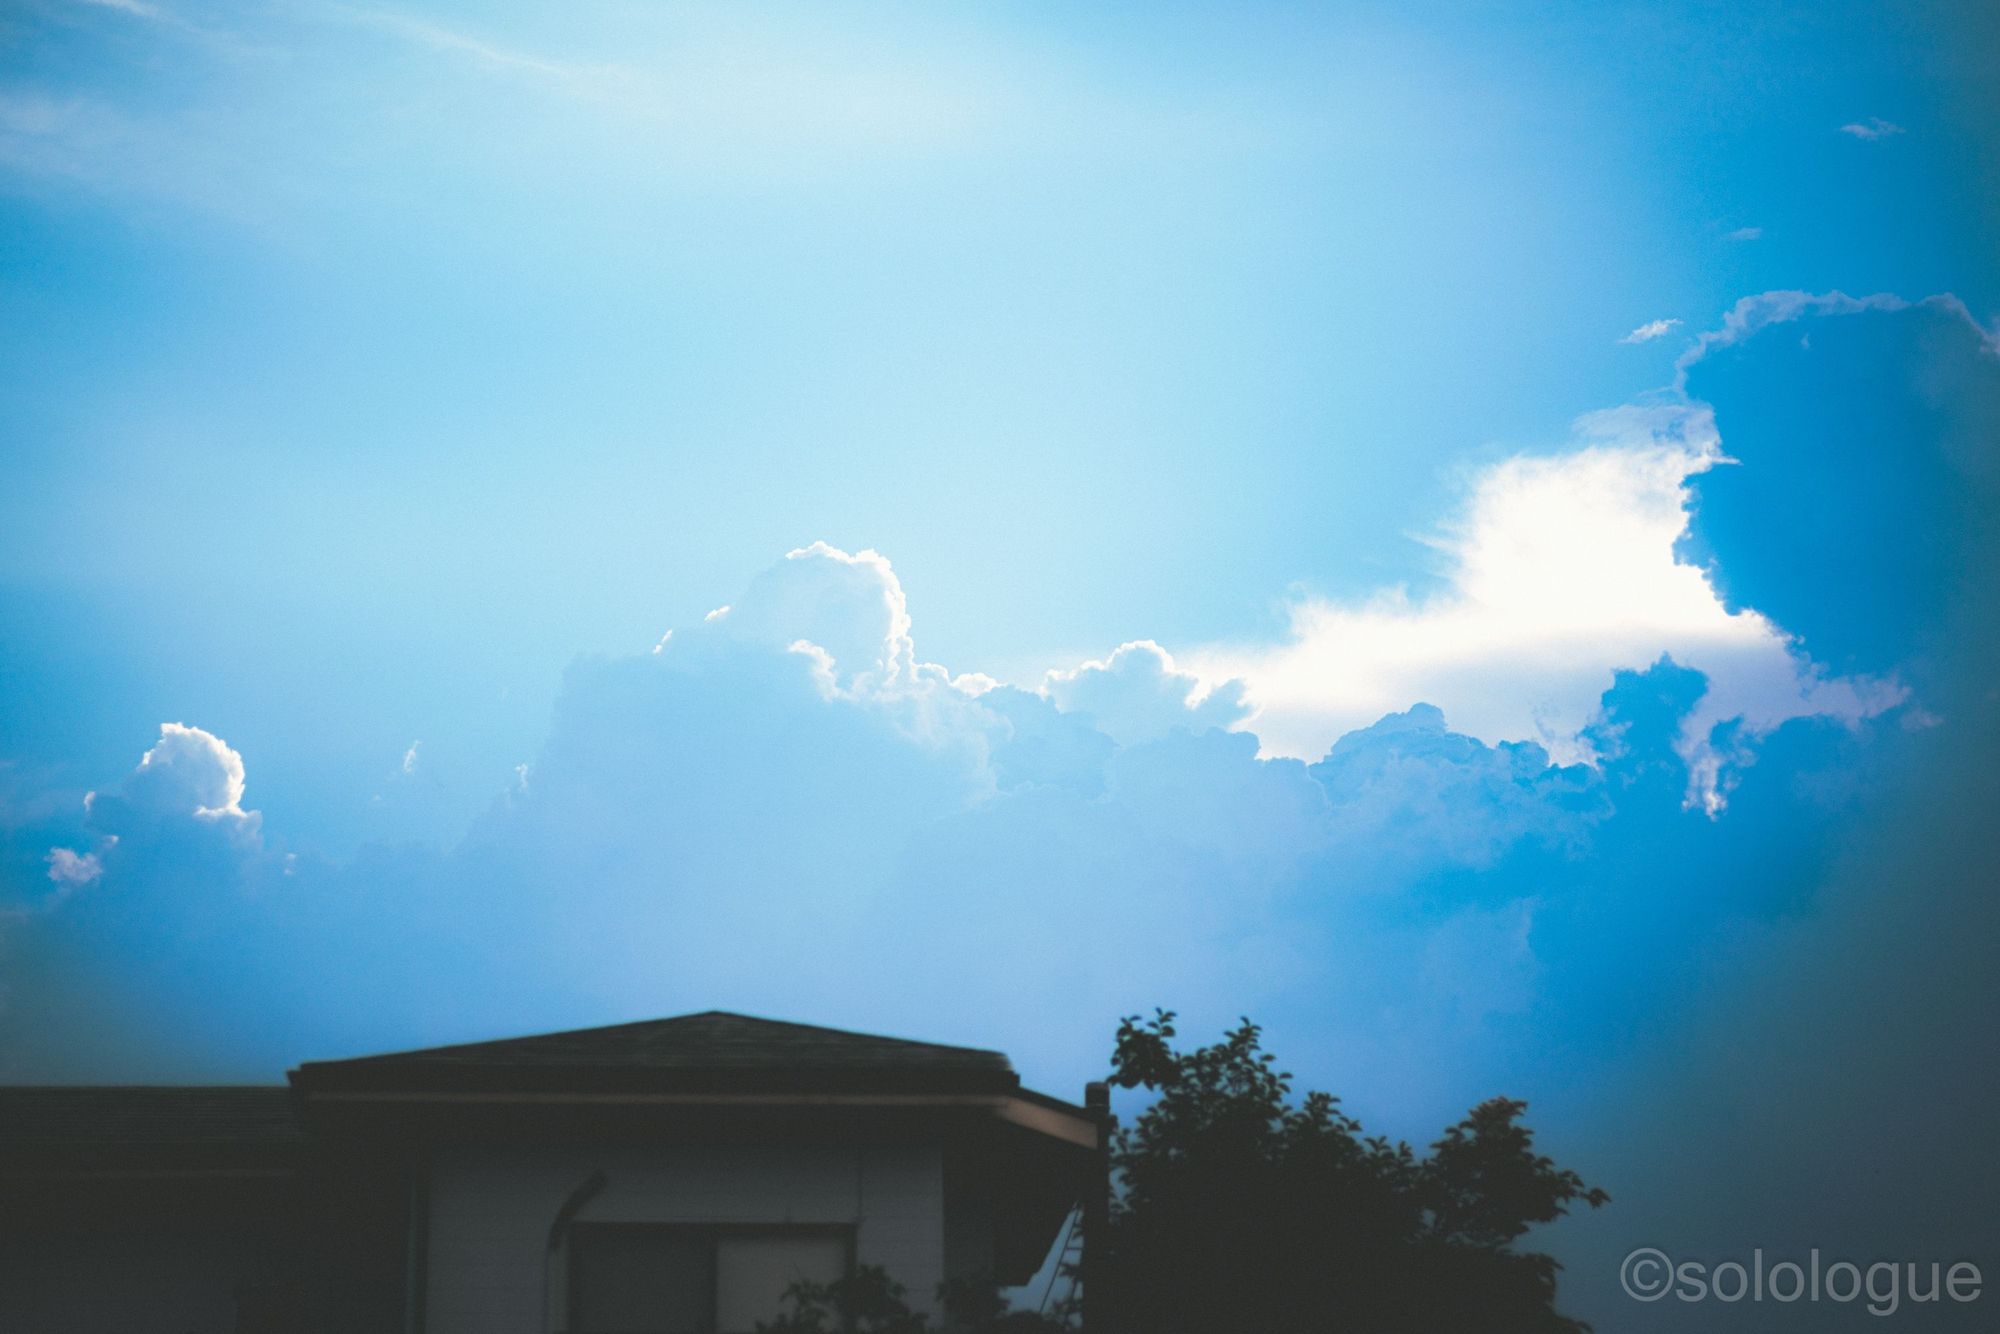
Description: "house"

(0, 1011), (1107, 1334)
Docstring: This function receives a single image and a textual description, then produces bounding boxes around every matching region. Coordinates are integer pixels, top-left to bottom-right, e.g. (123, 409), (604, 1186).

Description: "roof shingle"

(289, 1010), (1019, 1096)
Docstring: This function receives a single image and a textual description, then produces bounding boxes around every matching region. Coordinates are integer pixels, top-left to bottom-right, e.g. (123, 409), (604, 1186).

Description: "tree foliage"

(756, 1266), (1068, 1334)
(1101, 1010), (1608, 1334)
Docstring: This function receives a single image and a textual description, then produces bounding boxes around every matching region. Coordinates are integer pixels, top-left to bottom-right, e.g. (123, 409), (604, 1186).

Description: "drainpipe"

(1080, 1082), (1112, 1334)
(541, 1170), (609, 1334)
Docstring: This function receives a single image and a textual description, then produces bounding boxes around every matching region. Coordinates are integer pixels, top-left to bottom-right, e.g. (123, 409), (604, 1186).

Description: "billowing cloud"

(93, 722), (260, 837)
(1189, 402), (1899, 804)
(1040, 641), (1249, 746)
(1678, 293), (2000, 680)
(714, 541), (921, 694)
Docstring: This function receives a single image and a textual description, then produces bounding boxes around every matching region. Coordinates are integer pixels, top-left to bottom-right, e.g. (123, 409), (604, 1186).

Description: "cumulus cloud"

(1678, 293), (2000, 681)
(714, 542), (921, 695)
(33, 722), (267, 913)
(1620, 317), (1681, 344)
(1040, 641), (1249, 746)
(1308, 704), (1601, 874)
(110, 722), (258, 828)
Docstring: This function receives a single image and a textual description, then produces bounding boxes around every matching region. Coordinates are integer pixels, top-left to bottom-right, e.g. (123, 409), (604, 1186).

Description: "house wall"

(0, 1180), (297, 1334)
(422, 1139), (946, 1334)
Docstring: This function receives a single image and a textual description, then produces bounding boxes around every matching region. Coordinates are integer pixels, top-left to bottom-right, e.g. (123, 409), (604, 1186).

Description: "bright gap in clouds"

(1178, 401), (1900, 798)
(706, 374), (1900, 814)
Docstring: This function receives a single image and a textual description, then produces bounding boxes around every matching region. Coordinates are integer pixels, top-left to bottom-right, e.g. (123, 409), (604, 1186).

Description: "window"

(568, 1225), (853, 1334)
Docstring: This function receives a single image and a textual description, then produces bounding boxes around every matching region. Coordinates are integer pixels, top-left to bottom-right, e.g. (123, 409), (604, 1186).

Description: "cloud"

(1041, 641), (1249, 746)
(123, 722), (254, 824)
(1187, 401), (1897, 804)
(1839, 117), (1905, 141)
(51, 722), (266, 885)
(44, 847), (102, 887)
(1620, 318), (1681, 344)
(400, 741), (421, 775)
(1308, 704), (1601, 875)
(0, 540), (1615, 1081)
(1551, 290), (2000, 1330)
(715, 542), (922, 695)
(1672, 290), (1924, 382)
(1677, 293), (2000, 683)
(1726, 226), (1762, 242)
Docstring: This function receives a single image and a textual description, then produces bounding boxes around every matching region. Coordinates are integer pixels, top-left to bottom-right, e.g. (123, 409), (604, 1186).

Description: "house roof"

(289, 1010), (1025, 1097)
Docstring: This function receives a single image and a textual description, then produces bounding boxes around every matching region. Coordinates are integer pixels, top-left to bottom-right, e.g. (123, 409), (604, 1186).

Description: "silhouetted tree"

(1099, 1010), (1607, 1334)
(762, 1011), (1604, 1333)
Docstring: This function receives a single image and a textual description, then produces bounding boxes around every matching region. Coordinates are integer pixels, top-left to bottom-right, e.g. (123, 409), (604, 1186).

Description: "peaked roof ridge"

(293, 1008), (1015, 1076)
(664, 1008), (1010, 1053)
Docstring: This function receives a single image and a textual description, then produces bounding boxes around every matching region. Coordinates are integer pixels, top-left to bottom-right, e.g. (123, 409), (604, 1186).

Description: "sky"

(2, 2), (1998, 1329)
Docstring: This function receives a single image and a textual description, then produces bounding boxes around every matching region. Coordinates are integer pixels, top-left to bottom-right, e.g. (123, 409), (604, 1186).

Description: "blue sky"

(4, 3), (1999, 1328)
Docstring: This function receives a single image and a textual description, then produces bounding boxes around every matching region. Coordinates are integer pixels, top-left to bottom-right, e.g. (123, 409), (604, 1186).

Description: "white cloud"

(1621, 318), (1681, 344)
(1041, 641), (1249, 747)
(45, 847), (103, 887)
(1727, 226), (1762, 242)
(717, 542), (920, 696)
(82, 722), (265, 848)
(1839, 117), (1904, 141)
(400, 741), (421, 775)
(131, 722), (251, 820)
(1188, 402), (1898, 796)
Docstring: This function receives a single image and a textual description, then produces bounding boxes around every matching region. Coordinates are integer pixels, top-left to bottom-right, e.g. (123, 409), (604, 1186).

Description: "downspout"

(1080, 1081), (1113, 1334)
(541, 1169), (609, 1334)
